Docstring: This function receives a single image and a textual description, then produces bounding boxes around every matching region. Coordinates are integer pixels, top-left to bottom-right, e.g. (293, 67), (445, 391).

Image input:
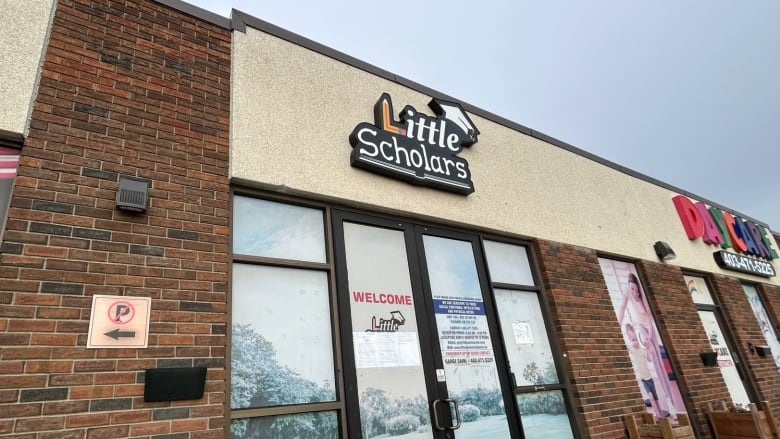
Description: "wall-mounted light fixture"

(116, 176), (149, 213)
(653, 241), (676, 261)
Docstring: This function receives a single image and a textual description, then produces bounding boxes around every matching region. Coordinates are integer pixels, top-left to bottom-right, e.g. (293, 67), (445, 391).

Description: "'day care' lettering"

(672, 195), (778, 260)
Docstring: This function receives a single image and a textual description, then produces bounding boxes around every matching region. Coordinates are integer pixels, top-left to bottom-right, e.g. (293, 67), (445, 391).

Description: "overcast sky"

(186, 0), (780, 231)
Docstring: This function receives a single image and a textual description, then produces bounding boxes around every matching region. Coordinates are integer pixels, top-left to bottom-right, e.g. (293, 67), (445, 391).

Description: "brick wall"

(710, 276), (780, 411)
(535, 241), (638, 439)
(636, 261), (728, 439)
(0, 0), (230, 437)
(534, 240), (750, 439)
(755, 282), (780, 410)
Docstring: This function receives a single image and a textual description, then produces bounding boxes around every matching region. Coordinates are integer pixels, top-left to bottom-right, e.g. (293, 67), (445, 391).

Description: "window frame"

(228, 190), (347, 434)
(0, 138), (22, 247)
(481, 236), (581, 438)
(684, 272), (758, 405)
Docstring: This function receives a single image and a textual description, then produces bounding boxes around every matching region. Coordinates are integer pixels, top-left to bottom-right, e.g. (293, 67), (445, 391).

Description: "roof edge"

(229, 10), (772, 229)
(138, 4), (765, 231)
(154, 0), (231, 29)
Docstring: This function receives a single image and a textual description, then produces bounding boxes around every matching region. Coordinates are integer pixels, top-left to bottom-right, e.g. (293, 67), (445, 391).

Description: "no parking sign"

(87, 295), (151, 348)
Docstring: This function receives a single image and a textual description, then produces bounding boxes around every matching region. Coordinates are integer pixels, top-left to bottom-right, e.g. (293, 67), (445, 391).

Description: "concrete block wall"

(0, 0), (231, 437)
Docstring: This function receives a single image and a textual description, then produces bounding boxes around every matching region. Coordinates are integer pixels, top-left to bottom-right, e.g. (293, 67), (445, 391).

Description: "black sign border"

(713, 250), (776, 278)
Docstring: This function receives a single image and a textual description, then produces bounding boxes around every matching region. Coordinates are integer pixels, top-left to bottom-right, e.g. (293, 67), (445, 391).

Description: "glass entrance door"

(333, 213), (518, 439)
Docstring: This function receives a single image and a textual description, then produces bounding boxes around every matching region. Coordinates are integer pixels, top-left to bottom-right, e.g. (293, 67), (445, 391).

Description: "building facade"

(1, 1), (779, 438)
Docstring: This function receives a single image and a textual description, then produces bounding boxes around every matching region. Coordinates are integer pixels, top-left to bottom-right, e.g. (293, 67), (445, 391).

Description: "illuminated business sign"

(714, 250), (776, 278)
(349, 93), (479, 195)
(672, 195), (778, 268)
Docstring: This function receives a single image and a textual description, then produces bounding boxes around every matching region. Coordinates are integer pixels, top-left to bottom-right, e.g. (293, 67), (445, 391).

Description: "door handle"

(432, 399), (462, 431)
(448, 399), (462, 430)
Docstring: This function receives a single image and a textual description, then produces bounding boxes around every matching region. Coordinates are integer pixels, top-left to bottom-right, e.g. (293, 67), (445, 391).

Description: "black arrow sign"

(104, 328), (136, 340)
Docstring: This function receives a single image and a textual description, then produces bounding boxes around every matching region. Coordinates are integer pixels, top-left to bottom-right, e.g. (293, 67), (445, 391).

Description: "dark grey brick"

(20, 387), (69, 402)
(129, 245), (163, 256)
(152, 433), (189, 439)
(179, 301), (213, 312)
(81, 168), (118, 181)
(167, 229), (198, 240)
(73, 228), (111, 241)
(30, 222), (72, 236)
(1, 242), (23, 254)
(32, 200), (74, 214)
(156, 359), (193, 369)
(89, 398), (132, 412)
(100, 53), (131, 69)
(152, 407), (190, 421)
(195, 358), (223, 368)
(164, 60), (192, 75)
(41, 282), (84, 295)
(73, 102), (109, 118)
(189, 124), (217, 136)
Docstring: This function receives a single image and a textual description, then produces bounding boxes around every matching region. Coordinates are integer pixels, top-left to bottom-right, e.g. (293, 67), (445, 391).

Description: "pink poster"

(598, 258), (687, 422)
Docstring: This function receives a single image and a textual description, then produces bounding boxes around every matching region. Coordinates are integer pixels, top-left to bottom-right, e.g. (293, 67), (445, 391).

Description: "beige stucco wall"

(231, 25), (780, 286)
(0, 0), (56, 136)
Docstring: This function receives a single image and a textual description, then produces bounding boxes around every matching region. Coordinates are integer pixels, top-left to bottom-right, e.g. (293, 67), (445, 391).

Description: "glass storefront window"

(516, 391), (573, 439)
(494, 289), (559, 386)
(231, 264), (336, 408)
(231, 195), (338, 434)
(422, 235), (511, 438)
(485, 239), (576, 438)
(685, 275), (750, 406)
(0, 147), (19, 242)
(232, 195), (326, 263)
(342, 222), (432, 439)
(483, 240), (534, 286)
(230, 411), (339, 439)
(742, 284), (780, 369)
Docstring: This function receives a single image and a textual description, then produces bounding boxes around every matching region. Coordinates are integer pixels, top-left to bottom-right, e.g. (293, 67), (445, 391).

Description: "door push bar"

(432, 399), (462, 431)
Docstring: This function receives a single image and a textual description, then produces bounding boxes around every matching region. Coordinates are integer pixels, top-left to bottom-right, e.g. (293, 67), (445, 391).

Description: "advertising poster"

(598, 258), (687, 421)
(685, 275), (750, 406)
(742, 284), (780, 369)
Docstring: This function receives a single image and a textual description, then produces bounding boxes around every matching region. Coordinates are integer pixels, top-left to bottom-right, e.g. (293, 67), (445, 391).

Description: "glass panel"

(422, 235), (511, 438)
(742, 284), (780, 369)
(231, 264), (336, 408)
(343, 223), (433, 439)
(598, 258), (688, 421)
(233, 196), (326, 262)
(494, 289), (559, 386)
(483, 240), (534, 286)
(230, 411), (339, 439)
(516, 391), (574, 439)
(684, 275), (751, 405)
(697, 310), (750, 405)
(685, 275), (715, 306)
(0, 147), (19, 234)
